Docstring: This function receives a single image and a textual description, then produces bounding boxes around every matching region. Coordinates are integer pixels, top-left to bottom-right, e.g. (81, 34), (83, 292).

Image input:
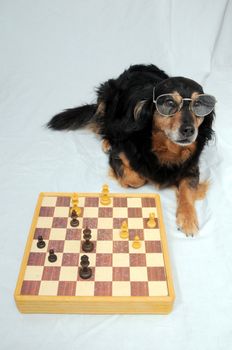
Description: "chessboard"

(14, 190), (175, 314)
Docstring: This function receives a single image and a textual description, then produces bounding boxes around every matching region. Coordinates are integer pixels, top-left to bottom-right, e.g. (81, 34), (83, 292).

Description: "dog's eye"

(164, 99), (176, 107)
(193, 100), (202, 107)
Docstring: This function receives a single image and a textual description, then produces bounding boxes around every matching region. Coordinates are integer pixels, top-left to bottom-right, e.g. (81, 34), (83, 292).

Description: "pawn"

(147, 212), (156, 228)
(70, 210), (79, 227)
(120, 220), (129, 239)
(100, 184), (111, 205)
(37, 235), (46, 249)
(48, 249), (57, 263)
(82, 227), (94, 252)
(79, 255), (92, 279)
(132, 234), (141, 249)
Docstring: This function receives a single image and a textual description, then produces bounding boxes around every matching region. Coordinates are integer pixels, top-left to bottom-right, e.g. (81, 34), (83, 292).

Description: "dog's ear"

(134, 99), (153, 122)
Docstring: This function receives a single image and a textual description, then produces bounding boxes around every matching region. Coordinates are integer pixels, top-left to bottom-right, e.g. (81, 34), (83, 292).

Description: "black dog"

(48, 64), (216, 236)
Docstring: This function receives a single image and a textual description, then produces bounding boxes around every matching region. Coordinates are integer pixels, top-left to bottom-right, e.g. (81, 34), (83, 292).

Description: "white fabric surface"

(0, 1), (232, 349)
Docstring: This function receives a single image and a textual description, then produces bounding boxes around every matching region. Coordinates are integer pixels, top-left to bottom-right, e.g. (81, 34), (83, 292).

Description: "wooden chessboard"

(14, 191), (175, 314)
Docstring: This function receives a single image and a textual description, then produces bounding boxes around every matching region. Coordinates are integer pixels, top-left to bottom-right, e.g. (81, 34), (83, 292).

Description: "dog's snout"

(180, 124), (195, 138)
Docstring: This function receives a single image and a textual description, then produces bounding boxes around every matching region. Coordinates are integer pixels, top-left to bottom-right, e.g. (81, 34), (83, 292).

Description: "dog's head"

(135, 77), (216, 146)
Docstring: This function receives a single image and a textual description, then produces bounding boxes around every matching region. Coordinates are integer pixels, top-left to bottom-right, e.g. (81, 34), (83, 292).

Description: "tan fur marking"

(176, 179), (209, 235)
(96, 102), (105, 116)
(101, 139), (111, 153)
(134, 100), (146, 120)
(152, 126), (196, 166)
(116, 152), (147, 188)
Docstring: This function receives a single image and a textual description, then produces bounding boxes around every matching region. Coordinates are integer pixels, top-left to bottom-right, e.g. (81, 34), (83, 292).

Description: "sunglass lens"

(156, 95), (178, 116)
(192, 95), (216, 116)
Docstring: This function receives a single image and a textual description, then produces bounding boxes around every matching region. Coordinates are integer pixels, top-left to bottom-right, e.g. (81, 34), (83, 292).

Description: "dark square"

(97, 229), (112, 240)
(129, 229), (144, 241)
(145, 241), (162, 253)
(34, 228), (50, 240)
(144, 217), (159, 229)
(21, 281), (40, 295)
(58, 281), (76, 296)
(66, 229), (82, 240)
(28, 252), (46, 266)
(131, 281), (149, 296)
(98, 207), (113, 217)
(52, 217), (68, 228)
(94, 281), (112, 296)
(85, 197), (99, 207)
(113, 267), (130, 281)
(130, 254), (146, 266)
(42, 266), (61, 280)
(96, 254), (112, 266)
(56, 196), (71, 207)
(62, 253), (79, 266)
(113, 241), (129, 253)
(39, 206), (55, 217)
(113, 197), (127, 207)
(83, 217), (98, 229)
(128, 208), (142, 217)
(113, 218), (126, 229)
(141, 197), (156, 207)
(147, 267), (166, 281)
(48, 240), (65, 253)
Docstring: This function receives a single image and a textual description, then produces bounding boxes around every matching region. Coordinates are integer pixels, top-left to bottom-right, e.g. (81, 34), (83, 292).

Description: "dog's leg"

(176, 177), (207, 236)
(110, 152), (146, 188)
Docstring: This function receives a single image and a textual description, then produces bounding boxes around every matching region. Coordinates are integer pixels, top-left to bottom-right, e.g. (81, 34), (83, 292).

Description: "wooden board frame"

(14, 192), (175, 314)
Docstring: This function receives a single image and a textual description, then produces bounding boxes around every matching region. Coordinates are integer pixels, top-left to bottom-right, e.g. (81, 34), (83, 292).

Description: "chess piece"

(147, 212), (156, 228)
(79, 255), (92, 279)
(48, 249), (57, 263)
(37, 235), (46, 249)
(132, 234), (141, 249)
(70, 210), (79, 227)
(120, 220), (129, 239)
(70, 193), (81, 216)
(82, 227), (94, 252)
(100, 184), (111, 205)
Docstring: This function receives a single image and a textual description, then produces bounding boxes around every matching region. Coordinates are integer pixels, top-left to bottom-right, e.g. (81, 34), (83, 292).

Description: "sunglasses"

(153, 89), (216, 117)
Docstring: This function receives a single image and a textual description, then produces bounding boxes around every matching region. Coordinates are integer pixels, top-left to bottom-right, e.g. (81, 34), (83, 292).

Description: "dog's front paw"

(176, 204), (199, 237)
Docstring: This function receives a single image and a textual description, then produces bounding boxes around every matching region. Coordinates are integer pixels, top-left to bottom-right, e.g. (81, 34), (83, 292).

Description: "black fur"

(48, 64), (215, 189)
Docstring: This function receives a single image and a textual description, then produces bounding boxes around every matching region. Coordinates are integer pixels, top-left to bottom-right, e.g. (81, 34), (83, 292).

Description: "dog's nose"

(180, 124), (195, 138)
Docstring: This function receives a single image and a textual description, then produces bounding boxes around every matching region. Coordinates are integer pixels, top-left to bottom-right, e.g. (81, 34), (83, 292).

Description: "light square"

(37, 217), (53, 228)
(127, 218), (144, 229)
(127, 198), (142, 207)
(95, 267), (113, 281)
(112, 282), (131, 296)
(39, 281), (59, 296)
(54, 206), (70, 217)
(142, 207), (157, 218)
(112, 207), (128, 218)
(24, 266), (43, 281)
(76, 281), (94, 296)
(83, 207), (98, 217)
(77, 197), (85, 207)
(86, 253), (96, 267)
(59, 267), (78, 281)
(98, 218), (113, 229)
(112, 253), (130, 267)
(50, 228), (67, 240)
(130, 267), (148, 281)
(112, 229), (127, 241)
(146, 253), (164, 267)
(44, 253), (63, 266)
(96, 241), (113, 253)
(41, 196), (57, 207)
(144, 229), (160, 241)
(31, 240), (48, 252)
(148, 281), (168, 296)
(64, 240), (81, 253)
(129, 240), (146, 253)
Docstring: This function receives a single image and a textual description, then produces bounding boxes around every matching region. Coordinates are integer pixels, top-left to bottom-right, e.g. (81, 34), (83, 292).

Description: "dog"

(47, 64), (216, 236)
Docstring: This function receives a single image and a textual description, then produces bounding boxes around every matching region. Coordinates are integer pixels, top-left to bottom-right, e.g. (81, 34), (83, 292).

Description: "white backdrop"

(0, 1), (232, 349)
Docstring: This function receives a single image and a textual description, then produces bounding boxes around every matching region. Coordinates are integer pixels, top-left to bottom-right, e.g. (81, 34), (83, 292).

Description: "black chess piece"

(79, 255), (92, 279)
(70, 210), (79, 227)
(82, 227), (94, 252)
(48, 249), (57, 263)
(37, 235), (46, 249)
